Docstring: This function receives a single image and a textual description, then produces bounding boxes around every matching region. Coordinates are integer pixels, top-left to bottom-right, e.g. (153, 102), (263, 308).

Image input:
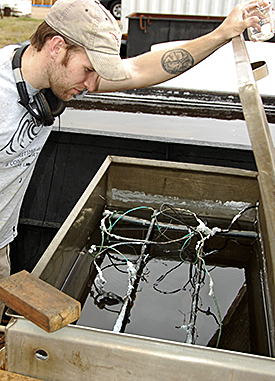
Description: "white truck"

(1, 0), (32, 16)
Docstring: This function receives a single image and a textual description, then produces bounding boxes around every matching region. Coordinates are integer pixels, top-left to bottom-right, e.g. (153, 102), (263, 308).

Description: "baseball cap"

(45, 0), (129, 81)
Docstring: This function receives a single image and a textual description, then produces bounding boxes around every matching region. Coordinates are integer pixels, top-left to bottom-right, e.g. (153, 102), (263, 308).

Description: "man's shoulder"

(0, 44), (20, 65)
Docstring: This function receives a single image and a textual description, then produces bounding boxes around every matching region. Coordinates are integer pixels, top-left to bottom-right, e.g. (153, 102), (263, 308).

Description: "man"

(0, 0), (266, 318)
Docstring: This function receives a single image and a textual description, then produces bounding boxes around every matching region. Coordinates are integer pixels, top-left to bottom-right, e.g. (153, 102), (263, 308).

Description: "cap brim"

(86, 48), (129, 81)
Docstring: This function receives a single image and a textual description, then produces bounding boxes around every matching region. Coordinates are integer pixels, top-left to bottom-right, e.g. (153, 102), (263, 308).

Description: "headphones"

(12, 44), (66, 126)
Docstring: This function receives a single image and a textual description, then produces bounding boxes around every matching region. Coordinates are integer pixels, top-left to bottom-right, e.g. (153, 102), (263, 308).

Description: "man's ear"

(49, 36), (66, 59)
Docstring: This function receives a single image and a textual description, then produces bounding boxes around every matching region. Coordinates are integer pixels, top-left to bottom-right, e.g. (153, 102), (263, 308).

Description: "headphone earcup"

(42, 89), (66, 118)
(32, 89), (66, 126)
(33, 92), (54, 126)
(52, 99), (67, 118)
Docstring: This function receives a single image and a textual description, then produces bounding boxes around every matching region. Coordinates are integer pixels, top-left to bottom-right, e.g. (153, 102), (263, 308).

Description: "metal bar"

(185, 260), (204, 344)
(113, 211), (156, 333)
(103, 211), (258, 239)
(6, 317), (275, 381)
(232, 34), (275, 355)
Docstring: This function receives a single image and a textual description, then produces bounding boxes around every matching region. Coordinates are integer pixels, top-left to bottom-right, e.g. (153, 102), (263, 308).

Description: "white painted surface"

(54, 107), (275, 150)
(151, 40), (275, 97)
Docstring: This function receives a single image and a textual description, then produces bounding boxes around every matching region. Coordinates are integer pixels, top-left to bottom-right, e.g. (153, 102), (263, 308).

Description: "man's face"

(47, 47), (99, 101)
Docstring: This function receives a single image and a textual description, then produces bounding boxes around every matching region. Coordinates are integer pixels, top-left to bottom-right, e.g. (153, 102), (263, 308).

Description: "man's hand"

(217, 1), (271, 41)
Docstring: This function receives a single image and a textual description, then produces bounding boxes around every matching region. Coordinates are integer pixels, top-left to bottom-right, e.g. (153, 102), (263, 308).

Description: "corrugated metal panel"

(121, 0), (240, 34)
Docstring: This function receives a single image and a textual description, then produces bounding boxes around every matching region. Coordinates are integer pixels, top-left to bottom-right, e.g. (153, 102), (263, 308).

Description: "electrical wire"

(86, 203), (257, 347)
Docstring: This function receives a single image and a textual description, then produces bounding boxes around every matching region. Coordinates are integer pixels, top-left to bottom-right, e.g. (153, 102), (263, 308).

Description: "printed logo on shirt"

(0, 111), (43, 168)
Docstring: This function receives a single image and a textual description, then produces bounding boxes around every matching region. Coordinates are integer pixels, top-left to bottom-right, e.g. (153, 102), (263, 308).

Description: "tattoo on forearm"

(161, 49), (195, 74)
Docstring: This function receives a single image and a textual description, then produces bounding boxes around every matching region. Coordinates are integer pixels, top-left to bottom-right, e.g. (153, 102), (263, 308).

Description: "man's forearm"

(127, 28), (230, 88)
(95, 29), (232, 92)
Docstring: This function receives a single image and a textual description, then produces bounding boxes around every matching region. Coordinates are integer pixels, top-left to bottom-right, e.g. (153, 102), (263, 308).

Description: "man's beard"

(47, 61), (73, 101)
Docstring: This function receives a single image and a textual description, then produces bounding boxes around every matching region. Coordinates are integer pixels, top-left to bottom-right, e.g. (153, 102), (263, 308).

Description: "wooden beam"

(0, 369), (43, 380)
(0, 270), (81, 332)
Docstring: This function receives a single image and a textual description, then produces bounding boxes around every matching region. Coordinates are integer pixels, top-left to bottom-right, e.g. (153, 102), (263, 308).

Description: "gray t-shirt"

(0, 45), (53, 248)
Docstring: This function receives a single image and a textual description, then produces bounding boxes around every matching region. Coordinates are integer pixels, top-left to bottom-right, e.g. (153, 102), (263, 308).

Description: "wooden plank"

(0, 270), (81, 332)
(0, 369), (43, 380)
